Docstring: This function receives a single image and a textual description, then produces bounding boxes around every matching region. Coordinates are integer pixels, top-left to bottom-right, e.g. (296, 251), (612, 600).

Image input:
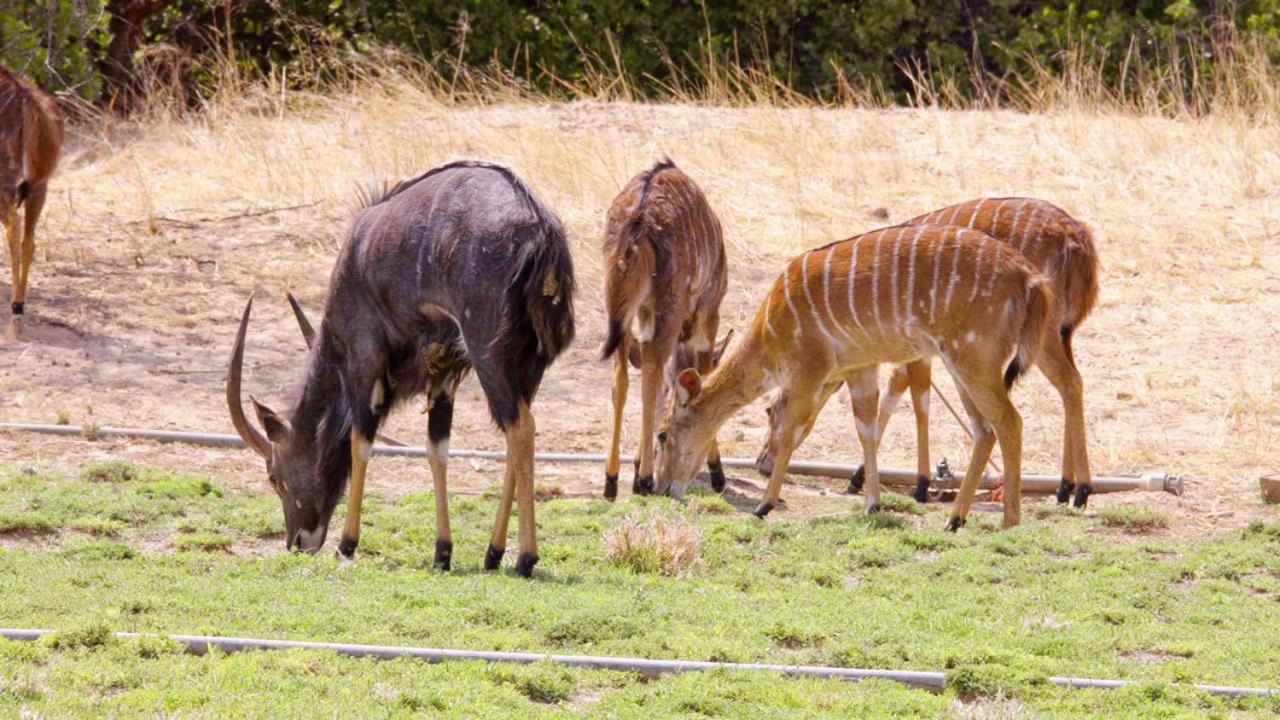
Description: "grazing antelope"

(226, 161), (575, 578)
(656, 225), (1055, 531)
(756, 198), (1099, 506)
(0, 64), (64, 341)
(601, 159), (728, 500)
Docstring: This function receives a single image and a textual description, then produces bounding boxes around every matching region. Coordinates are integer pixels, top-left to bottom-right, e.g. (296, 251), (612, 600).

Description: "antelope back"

(758, 225), (1045, 361)
(910, 198), (1098, 329)
(601, 160), (727, 356)
(0, 66), (63, 198)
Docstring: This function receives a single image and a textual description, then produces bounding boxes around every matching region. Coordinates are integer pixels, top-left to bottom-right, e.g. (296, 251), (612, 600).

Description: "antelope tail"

(1004, 276), (1055, 390)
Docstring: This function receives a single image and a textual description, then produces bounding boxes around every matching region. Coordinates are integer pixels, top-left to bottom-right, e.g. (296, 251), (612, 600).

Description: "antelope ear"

(712, 329), (734, 366)
(675, 368), (702, 405)
(250, 396), (291, 443)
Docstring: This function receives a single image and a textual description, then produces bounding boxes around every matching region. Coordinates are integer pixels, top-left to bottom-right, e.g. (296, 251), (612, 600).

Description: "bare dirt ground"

(2, 99), (1278, 540)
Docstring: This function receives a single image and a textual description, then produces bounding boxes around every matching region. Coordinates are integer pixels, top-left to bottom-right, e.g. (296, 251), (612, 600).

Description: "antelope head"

(655, 368), (716, 499)
(226, 296), (334, 553)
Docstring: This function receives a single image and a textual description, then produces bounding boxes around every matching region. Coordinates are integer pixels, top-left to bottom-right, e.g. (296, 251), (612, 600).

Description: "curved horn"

(226, 296), (271, 459)
(286, 292), (315, 348)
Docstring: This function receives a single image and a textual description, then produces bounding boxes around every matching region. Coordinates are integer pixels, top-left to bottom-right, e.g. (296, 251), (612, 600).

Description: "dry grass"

(2, 58), (1279, 535)
(602, 510), (701, 576)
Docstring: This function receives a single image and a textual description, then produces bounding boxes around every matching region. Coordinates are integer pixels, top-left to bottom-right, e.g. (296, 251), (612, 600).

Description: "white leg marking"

(370, 380), (385, 411)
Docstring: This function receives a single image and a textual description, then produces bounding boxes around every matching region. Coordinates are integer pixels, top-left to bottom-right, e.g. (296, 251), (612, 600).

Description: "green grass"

(2, 462), (1280, 717)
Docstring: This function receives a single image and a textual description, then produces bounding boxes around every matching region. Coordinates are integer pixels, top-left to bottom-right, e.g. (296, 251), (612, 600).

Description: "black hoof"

(11, 302), (23, 316)
(337, 535), (358, 559)
(866, 502), (882, 514)
(633, 475), (655, 496)
(1073, 483), (1092, 509)
(708, 462), (726, 493)
(912, 475), (930, 504)
(515, 553), (539, 578)
(484, 544), (504, 571)
(946, 517), (965, 532)
(847, 465), (866, 494)
(434, 539), (453, 571)
(1056, 478), (1075, 504)
(604, 474), (618, 501)
(753, 501), (775, 519)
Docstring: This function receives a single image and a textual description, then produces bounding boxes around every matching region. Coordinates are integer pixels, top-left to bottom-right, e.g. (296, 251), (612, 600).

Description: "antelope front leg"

(696, 347), (726, 492)
(635, 340), (672, 495)
(509, 401), (539, 578)
(755, 381), (820, 518)
(850, 368), (907, 494)
(426, 394), (455, 570)
(945, 386), (997, 532)
(12, 184), (46, 339)
(846, 367), (882, 513)
(604, 340), (629, 500)
(339, 431), (373, 559)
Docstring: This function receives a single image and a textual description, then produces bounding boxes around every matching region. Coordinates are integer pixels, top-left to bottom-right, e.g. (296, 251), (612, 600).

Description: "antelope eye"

(657, 431), (669, 444)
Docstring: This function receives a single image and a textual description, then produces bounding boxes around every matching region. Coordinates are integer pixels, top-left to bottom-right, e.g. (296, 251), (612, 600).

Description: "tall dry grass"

(12, 33), (1280, 530)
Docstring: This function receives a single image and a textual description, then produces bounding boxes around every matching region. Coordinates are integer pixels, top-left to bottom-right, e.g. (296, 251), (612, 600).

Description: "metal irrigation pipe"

(0, 628), (1271, 698)
(0, 422), (1183, 497)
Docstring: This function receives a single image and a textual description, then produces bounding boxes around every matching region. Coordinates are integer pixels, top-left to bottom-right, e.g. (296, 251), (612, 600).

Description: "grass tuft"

(44, 623), (115, 650)
(1098, 507), (1171, 534)
(173, 532), (235, 553)
(82, 461), (140, 483)
(603, 510), (701, 577)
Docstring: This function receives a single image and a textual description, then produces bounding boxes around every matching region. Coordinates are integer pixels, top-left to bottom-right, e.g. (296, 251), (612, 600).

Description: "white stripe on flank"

(802, 251), (841, 346)
(846, 241), (871, 341)
(1017, 205), (1041, 253)
(763, 281), (775, 338)
(928, 227), (946, 325)
(983, 243), (1003, 298)
(943, 232), (964, 311)
(966, 199), (986, 228)
(969, 235), (988, 303)
(904, 225), (925, 331)
(988, 200), (1006, 240)
(889, 228), (903, 333)
(943, 204), (963, 225)
(783, 261), (802, 338)
(822, 247), (856, 343)
(1008, 200), (1028, 251)
(870, 232), (885, 336)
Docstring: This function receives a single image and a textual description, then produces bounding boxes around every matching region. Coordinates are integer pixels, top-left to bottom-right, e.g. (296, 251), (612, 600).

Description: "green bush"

(4, 1), (1280, 109)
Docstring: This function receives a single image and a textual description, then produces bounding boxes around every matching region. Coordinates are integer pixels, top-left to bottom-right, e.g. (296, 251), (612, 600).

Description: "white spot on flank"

(371, 380), (385, 411)
(295, 499), (303, 510)
(966, 331), (976, 343)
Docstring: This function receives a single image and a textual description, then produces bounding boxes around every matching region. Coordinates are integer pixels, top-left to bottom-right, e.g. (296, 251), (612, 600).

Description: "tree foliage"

(3, 0), (1280, 108)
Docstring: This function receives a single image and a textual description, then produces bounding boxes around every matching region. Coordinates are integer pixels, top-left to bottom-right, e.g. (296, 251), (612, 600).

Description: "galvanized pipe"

(0, 422), (1182, 496)
(0, 629), (1269, 697)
